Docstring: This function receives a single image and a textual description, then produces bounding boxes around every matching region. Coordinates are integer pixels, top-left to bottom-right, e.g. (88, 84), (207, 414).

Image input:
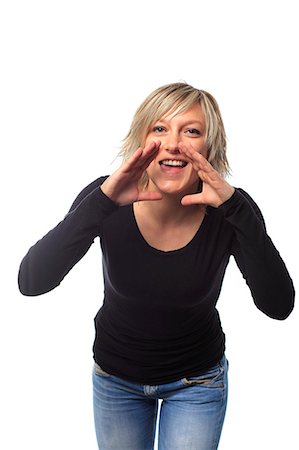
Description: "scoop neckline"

(130, 204), (210, 255)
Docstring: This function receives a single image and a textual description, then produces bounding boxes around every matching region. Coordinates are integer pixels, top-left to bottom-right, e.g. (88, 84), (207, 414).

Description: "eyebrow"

(156, 118), (205, 127)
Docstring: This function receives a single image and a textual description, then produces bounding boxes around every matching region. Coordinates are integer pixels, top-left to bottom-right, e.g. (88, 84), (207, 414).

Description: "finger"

(140, 141), (161, 164)
(130, 142), (160, 167)
(179, 143), (211, 172)
(143, 140), (161, 155)
(122, 149), (151, 174)
(141, 142), (161, 163)
(181, 148), (207, 168)
(124, 147), (143, 168)
(179, 142), (200, 159)
(133, 142), (161, 172)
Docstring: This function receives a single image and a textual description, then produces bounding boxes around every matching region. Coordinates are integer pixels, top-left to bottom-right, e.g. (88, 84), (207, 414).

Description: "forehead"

(160, 103), (205, 126)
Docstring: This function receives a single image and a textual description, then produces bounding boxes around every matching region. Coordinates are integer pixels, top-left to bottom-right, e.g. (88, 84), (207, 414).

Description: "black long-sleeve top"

(18, 177), (295, 384)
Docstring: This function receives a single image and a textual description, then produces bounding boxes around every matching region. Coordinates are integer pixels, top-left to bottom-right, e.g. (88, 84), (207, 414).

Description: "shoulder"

(77, 176), (109, 197)
(68, 175), (110, 212)
(219, 187), (266, 226)
(235, 188), (264, 219)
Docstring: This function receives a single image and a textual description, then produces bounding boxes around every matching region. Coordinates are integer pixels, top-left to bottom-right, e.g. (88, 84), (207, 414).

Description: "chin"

(150, 178), (199, 197)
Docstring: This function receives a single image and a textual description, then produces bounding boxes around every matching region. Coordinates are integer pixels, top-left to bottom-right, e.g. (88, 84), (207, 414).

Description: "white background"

(1, 0), (298, 448)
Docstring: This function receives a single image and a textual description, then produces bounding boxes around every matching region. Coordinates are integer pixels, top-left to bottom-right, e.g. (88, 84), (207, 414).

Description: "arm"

(219, 189), (295, 320)
(18, 142), (162, 297)
(18, 177), (118, 296)
(179, 145), (295, 320)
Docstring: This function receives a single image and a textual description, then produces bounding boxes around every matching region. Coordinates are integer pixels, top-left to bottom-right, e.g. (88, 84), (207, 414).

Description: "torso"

(96, 193), (234, 384)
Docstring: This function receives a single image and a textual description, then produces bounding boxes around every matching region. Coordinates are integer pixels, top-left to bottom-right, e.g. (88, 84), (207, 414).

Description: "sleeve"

(219, 188), (295, 320)
(18, 176), (118, 296)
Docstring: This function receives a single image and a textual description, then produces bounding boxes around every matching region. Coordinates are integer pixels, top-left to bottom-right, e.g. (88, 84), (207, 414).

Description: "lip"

(159, 160), (188, 175)
(158, 158), (188, 166)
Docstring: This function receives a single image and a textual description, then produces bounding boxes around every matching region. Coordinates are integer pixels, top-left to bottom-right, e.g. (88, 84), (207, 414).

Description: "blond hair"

(120, 82), (230, 186)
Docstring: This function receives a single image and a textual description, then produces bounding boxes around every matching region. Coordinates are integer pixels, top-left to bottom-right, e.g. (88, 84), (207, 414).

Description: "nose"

(162, 132), (180, 154)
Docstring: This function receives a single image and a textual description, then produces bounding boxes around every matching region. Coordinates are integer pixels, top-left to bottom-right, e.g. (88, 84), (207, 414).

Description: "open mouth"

(159, 159), (188, 168)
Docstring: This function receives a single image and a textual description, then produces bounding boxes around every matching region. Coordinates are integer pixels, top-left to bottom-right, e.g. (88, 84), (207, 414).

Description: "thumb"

(181, 193), (205, 206)
(137, 191), (163, 202)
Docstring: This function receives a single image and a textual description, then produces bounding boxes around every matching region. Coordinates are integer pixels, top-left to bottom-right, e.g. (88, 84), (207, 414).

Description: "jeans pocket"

(94, 363), (111, 378)
(182, 360), (225, 388)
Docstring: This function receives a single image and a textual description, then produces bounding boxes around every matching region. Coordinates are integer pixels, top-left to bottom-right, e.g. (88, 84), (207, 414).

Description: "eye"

(186, 128), (201, 135)
(153, 126), (166, 133)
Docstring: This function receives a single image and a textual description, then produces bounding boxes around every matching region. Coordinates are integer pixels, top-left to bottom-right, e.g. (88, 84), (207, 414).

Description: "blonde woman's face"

(144, 103), (208, 196)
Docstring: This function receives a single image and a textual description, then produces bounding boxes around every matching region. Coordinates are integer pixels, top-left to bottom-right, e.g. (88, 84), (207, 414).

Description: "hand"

(100, 141), (162, 206)
(179, 143), (235, 208)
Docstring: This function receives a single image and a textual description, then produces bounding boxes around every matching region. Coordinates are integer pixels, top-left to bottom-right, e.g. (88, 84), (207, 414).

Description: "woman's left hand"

(179, 143), (235, 208)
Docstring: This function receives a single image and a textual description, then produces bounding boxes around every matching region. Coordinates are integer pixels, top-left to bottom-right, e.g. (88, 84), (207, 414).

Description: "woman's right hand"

(100, 141), (162, 206)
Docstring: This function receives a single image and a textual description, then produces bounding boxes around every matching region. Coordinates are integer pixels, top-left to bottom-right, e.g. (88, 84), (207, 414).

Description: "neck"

(137, 183), (202, 224)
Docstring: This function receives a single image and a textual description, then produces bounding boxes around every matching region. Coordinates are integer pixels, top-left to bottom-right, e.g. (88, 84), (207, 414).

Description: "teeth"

(161, 160), (187, 167)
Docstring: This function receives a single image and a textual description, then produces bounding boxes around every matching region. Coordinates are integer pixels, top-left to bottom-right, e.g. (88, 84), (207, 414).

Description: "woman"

(18, 82), (295, 450)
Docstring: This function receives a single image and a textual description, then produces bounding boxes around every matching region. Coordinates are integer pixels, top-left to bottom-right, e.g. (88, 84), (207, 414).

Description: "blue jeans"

(93, 355), (228, 450)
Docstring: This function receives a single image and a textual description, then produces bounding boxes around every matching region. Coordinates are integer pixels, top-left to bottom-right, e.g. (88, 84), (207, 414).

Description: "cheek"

(144, 132), (159, 147)
(198, 142), (209, 159)
(145, 159), (156, 176)
(189, 166), (200, 183)
(144, 135), (151, 147)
